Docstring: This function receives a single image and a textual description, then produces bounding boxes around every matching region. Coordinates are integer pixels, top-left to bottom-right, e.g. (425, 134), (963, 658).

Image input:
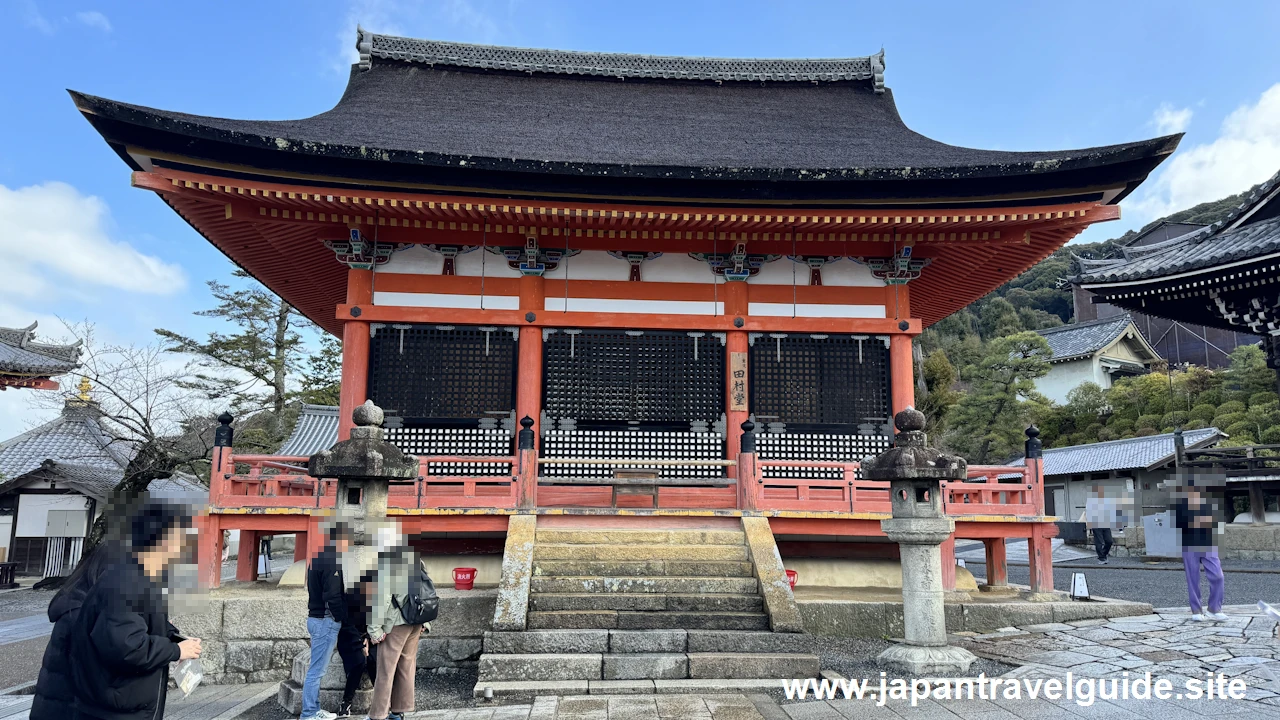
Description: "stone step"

(534, 543), (750, 562)
(471, 678), (794, 701)
(530, 592), (764, 613)
(534, 529), (746, 546)
(530, 575), (759, 595)
(533, 559), (754, 578)
(471, 680), (590, 702)
(474, 650), (819, 684)
(527, 610), (770, 631)
(484, 629), (610, 655)
(686, 630), (813, 654)
(478, 653), (602, 682)
(688, 652), (819, 679)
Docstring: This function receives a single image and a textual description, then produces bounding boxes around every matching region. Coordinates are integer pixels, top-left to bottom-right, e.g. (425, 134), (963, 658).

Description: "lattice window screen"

(543, 330), (724, 424)
(750, 333), (892, 479)
(368, 324), (517, 475)
(541, 430), (725, 478)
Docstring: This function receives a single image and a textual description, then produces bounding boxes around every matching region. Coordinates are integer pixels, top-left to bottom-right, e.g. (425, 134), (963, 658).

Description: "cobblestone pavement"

(998, 564), (1280, 608)
(953, 604), (1280, 708)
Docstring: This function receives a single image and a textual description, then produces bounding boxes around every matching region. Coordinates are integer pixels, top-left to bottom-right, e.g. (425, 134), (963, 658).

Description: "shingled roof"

(1036, 315), (1140, 363)
(0, 400), (131, 479)
(0, 323), (81, 378)
(277, 404), (339, 457)
(1077, 169), (1280, 285)
(1009, 427), (1223, 475)
(70, 29), (1178, 204)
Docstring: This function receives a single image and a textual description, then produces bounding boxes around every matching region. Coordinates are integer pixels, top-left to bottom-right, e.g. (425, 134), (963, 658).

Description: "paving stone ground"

(402, 693), (776, 719)
(952, 603), (1280, 710)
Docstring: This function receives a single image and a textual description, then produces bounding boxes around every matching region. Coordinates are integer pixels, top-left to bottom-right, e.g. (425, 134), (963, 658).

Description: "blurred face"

(138, 525), (186, 578)
(335, 536), (350, 553)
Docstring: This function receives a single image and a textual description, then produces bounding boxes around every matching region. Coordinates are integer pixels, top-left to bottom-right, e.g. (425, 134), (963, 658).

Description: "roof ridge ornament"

(357, 29), (886, 85)
(357, 24), (374, 71)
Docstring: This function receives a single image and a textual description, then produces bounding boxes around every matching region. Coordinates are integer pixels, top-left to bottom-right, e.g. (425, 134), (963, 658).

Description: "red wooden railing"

(213, 452), (1040, 517)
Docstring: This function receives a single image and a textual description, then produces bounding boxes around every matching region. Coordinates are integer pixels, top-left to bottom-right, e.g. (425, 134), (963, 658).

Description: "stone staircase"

(474, 521), (819, 700)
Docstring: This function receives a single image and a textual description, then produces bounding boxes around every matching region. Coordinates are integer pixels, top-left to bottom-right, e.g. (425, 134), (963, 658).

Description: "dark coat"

(307, 544), (348, 623)
(30, 551), (111, 720)
(68, 556), (182, 720)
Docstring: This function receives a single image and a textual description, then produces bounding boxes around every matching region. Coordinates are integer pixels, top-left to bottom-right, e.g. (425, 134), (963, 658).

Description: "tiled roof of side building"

(1008, 427), (1223, 476)
(0, 401), (132, 479)
(0, 323), (82, 375)
(1077, 169), (1280, 284)
(277, 404), (340, 457)
(1036, 315), (1135, 362)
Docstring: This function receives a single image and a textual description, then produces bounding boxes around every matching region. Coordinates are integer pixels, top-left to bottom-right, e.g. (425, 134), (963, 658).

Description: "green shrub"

(1226, 420), (1256, 438)
(1213, 412), (1248, 430)
(1261, 426), (1280, 445)
(1160, 411), (1189, 428)
(1217, 400), (1247, 416)
(1190, 404), (1218, 423)
(1249, 392), (1278, 408)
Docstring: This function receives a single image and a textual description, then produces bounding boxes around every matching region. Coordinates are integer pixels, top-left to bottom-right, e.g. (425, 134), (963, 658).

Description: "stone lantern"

(863, 407), (977, 674)
(308, 400), (419, 546)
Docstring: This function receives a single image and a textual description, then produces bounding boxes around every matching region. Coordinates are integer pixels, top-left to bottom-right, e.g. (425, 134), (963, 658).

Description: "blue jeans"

(302, 616), (341, 717)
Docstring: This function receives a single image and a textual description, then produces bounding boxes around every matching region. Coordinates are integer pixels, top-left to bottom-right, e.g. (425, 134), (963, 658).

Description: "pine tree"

(944, 332), (1051, 462)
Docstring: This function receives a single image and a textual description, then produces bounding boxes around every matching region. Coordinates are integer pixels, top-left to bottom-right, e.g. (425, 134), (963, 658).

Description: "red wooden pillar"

(983, 537), (1008, 588)
(517, 275), (545, 439)
(338, 267), (374, 439)
(1028, 523), (1055, 593)
(294, 533), (309, 562)
(940, 534), (957, 592)
(516, 274), (545, 509)
(306, 515), (326, 561)
(195, 513), (222, 589)
(236, 530), (259, 582)
(889, 333), (915, 416)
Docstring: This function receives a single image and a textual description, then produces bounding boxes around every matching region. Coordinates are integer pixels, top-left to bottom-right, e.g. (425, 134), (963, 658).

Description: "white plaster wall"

(378, 244), (443, 275)
(1036, 359), (1107, 405)
(750, 258), (884, 287)
(16, 494), (92, 537)
(642, 253), (722, 284)
(0, 517), (11, 557)
(544, 250), (630, 281)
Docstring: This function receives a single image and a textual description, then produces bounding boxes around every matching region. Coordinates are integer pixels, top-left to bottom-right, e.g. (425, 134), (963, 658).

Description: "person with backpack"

(364, 528), (435, 720)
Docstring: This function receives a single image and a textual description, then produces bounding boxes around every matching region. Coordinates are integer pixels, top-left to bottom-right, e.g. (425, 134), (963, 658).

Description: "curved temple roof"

(71, 30), (1178, 205)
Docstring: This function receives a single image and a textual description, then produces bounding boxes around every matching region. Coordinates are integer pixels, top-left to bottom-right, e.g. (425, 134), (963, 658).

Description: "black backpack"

(391, 556), (438, 625)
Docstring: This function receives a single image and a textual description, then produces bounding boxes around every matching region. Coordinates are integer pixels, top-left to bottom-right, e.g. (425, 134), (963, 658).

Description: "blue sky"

(2, 0), (1279, 436)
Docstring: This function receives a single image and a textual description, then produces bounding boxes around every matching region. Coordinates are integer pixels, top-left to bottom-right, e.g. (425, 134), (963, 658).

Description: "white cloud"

(1127, 83), (1280, 221)
(21, 0), (54, 34)
(0, 182), (186, 297)
(75, 10), (112, 32)
(1151, 102), (1193, 135)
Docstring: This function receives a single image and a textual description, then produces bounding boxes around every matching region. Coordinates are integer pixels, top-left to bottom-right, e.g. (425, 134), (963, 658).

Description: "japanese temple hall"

(72, 30), (1178, 591)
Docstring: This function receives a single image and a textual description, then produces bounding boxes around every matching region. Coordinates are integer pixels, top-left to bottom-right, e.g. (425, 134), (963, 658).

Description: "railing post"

(983, 538), (1008, 589)
(1025, 426), (1044, 515)
(737, 421), (758, 511)
(211, 411), (234, 505)
(517, 416), (538, 510)
(195, 513), (222, 589)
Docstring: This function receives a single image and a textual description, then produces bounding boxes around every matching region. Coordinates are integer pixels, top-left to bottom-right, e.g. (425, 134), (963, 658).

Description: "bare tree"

(31, 322), (220, 551)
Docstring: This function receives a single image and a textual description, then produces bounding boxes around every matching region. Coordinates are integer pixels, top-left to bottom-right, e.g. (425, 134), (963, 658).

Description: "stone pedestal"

(878, 517), (977, 674)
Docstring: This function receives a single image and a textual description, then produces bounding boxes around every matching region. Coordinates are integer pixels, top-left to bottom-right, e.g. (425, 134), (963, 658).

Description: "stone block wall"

(1109, 523), (1279, 560)
(171, 586), (497, 685)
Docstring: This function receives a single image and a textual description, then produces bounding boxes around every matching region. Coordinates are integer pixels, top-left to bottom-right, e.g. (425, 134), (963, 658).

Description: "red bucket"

(453, 567), (477, 591)
(785, 569), (798, 589)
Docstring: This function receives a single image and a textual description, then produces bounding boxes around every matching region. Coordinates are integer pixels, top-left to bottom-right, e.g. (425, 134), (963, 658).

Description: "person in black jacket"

(67, 501), (202, 720)
(30, 547), (112, 720)
(302, 523), (353, 720)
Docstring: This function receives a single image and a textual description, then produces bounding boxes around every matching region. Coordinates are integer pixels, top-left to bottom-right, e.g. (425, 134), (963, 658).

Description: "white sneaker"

(1208, 612), (1230, 621)
(1190, 614), (1206, 622)
(313, 712), (338, 720)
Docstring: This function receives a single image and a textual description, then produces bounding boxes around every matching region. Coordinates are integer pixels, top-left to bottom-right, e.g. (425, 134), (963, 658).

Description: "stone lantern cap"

(862, 407), (966, 481)
(308, 400), (419, 480)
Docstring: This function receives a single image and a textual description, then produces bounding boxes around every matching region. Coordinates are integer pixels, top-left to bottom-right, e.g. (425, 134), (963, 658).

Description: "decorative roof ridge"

(1189, 167), (1280, 242)
(355, 26), (887, 90)
(1072, 253), (1127, 271)
(0, 399), (133, 471)
(299, 403), (340, 414)
(0, 321), (84, 365)
(1035, 314), (1133, 335)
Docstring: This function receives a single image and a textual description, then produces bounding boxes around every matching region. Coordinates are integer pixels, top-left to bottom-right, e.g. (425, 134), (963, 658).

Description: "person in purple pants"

(1172, 486), (1227, 622)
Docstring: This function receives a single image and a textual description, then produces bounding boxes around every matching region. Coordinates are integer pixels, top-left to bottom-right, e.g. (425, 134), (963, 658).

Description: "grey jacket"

(367, 552), (429, 640)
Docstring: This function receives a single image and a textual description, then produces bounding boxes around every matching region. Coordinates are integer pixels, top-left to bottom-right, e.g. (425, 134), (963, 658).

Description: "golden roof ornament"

(76, 376), (92, 401)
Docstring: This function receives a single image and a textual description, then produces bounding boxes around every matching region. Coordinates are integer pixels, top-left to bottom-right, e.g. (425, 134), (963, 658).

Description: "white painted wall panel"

(642, 253), (722, 284)
(543, 251), (631, 281)
(544, 297), (725, 315)
(16, 494), (91, 538)
(372, 291), (520, 310)
(748, 302), (886, 318)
